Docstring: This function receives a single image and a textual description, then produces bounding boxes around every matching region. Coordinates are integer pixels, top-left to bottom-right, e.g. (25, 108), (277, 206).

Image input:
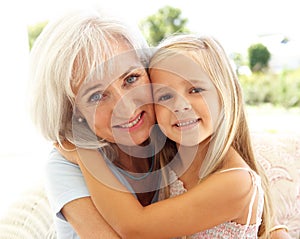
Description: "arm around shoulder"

(45, 149), (120, 238)
(62, 197), (120, 239)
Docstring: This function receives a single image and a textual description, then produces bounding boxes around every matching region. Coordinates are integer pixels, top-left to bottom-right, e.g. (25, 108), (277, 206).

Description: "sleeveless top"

(168, 168), (264, 239)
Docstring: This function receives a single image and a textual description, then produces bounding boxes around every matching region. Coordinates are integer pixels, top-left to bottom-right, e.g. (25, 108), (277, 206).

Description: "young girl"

(75, 34), (275, 238)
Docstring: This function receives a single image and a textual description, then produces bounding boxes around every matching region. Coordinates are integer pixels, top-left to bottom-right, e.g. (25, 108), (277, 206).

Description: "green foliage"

(231, 52), (244, 68)
(230, 52), (247, 73)
(239, 68), (300, 108)
(139, 6), (190, 46)
(248, 43), (271, 72)
(27, 21), (48, 50)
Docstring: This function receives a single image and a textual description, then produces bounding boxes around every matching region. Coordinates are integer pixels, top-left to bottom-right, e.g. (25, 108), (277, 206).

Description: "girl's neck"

(175, 139), (210, 189)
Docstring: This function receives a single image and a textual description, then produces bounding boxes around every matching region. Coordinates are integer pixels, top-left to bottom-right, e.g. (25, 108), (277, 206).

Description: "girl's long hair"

(150, 34), (273, 238)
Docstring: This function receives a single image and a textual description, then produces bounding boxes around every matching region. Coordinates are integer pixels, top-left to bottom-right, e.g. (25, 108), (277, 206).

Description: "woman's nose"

(113, 89), (136, 116)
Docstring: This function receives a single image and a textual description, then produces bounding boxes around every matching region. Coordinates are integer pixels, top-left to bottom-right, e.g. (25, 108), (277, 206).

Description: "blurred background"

(0, 0), (299, 217)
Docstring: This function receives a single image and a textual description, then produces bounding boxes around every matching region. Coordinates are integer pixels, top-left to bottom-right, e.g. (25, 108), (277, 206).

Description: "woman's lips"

(114, 111), (144, 129)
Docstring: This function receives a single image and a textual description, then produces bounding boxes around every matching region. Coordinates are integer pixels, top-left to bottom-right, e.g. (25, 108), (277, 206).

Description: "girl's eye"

(124, 74), (139, 86)
(190, 87), (204, 94)
(88, 92), (104, 103)
(158, 94), (172, 102)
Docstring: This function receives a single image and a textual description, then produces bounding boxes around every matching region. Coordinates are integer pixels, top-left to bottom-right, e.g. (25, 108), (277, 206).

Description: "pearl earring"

(77, 117), (84, 123)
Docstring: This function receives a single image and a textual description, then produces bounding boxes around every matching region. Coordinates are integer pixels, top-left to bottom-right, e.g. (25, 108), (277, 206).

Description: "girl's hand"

(54, 140), (80, 165)
(269, 229), (292, 239)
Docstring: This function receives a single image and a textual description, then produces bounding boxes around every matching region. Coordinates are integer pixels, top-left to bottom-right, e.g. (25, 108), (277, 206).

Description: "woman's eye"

(158, 94), (172, 102)
(88, 92), (104, 103)
(124, 74), (139, 85)
(190, 87), (204, 94)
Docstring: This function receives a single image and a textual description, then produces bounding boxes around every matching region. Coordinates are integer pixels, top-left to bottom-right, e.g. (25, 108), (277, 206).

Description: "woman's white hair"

(29, 8), (150, 148)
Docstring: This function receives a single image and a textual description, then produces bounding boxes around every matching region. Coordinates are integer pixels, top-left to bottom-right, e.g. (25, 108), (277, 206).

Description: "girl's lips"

(114, 112), (144, 129)
(173, 118), (200, 129)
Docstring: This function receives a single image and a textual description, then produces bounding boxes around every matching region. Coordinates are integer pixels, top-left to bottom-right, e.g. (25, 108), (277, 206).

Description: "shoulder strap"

(218, 167), (263, 237)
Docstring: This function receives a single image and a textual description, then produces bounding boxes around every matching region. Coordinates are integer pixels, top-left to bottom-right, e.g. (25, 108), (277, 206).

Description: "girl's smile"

(150, 53), (220, 147)
(173, 118), (201, 130)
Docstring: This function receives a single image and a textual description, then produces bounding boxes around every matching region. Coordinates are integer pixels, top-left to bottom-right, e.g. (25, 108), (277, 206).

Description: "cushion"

(252, 132), (300, 238)
(0, 183), (56, 239)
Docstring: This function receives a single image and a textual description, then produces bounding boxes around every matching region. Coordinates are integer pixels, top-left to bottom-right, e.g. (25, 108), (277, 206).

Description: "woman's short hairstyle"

(29, 8), (150, 147)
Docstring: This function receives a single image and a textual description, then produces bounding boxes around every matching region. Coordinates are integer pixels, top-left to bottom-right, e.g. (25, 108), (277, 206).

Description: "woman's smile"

(113, 111), (145, 131)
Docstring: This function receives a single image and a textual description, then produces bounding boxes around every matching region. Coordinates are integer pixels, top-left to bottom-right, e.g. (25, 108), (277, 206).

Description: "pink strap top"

(168, 168), (264, 239)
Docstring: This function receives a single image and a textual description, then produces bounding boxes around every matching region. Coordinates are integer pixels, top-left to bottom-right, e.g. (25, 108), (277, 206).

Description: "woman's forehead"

(74, 43), (143, 93)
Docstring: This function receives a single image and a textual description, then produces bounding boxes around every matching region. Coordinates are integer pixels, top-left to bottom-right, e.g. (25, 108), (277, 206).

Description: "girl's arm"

(57, 145), (292, 239)
(77, 149), (254, 239)
(54, 143), (121, 238)
(62, 197), (120, 239)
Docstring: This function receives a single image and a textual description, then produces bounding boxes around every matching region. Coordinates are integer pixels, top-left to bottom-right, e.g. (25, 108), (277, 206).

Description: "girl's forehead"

(152, 53), (191, 72)
(150, 54), (207, 83)
(150, 69), (210, 94)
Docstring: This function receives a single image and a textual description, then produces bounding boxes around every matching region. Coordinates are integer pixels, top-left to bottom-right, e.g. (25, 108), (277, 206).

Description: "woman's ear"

(71, 108), (100, 148)
(77, 116), (85, 123)
(74, 107), (86, 123)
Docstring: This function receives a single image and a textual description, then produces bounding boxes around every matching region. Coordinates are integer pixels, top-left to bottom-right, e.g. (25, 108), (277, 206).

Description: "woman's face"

(150, 54), (220, 147)
(75, 42), (155, 146)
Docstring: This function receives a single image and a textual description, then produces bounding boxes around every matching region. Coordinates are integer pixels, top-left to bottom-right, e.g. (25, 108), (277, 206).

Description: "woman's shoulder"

(45, 148), (81, 177)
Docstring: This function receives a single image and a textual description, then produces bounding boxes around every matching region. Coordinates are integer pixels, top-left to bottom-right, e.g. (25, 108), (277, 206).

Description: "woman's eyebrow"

(118, 65), (143, 80)
(80, 65), (143, 97)
(81, 83), (104, 98)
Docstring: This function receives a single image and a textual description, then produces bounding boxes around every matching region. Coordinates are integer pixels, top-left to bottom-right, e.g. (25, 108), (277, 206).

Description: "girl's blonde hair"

(29, 8), (150, 149)
(150, 34), (273, 238)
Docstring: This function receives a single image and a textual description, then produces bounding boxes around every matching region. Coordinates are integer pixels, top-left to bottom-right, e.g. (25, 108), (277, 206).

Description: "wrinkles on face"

(74, 44), (155, 146)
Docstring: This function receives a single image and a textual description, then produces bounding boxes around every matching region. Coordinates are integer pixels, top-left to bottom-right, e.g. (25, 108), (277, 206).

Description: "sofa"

(0, 132), (299, 238)
(251, 132), (300, 238)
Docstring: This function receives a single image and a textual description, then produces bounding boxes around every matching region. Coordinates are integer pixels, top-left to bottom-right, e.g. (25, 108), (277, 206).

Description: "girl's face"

(150, 54), (220, 147)
(75, 42), (155, 146)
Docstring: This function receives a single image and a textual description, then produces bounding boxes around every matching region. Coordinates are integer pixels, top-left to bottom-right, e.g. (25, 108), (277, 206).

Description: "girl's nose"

(173, 96), (192, 113)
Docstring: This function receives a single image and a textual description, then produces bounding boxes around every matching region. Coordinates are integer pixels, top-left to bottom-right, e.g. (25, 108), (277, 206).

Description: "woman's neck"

(111, 144), (157, 207)
(112, 144), (152, 173)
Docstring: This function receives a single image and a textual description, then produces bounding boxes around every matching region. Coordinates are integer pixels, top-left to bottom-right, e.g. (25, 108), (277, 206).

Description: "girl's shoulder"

(216, 167), (261, 191)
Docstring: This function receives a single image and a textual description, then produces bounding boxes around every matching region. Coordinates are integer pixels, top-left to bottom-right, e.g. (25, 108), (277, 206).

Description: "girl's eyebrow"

(183, 78), (203, 86)
(188, 79), (201, 84)
(152, 85), (170, 95)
